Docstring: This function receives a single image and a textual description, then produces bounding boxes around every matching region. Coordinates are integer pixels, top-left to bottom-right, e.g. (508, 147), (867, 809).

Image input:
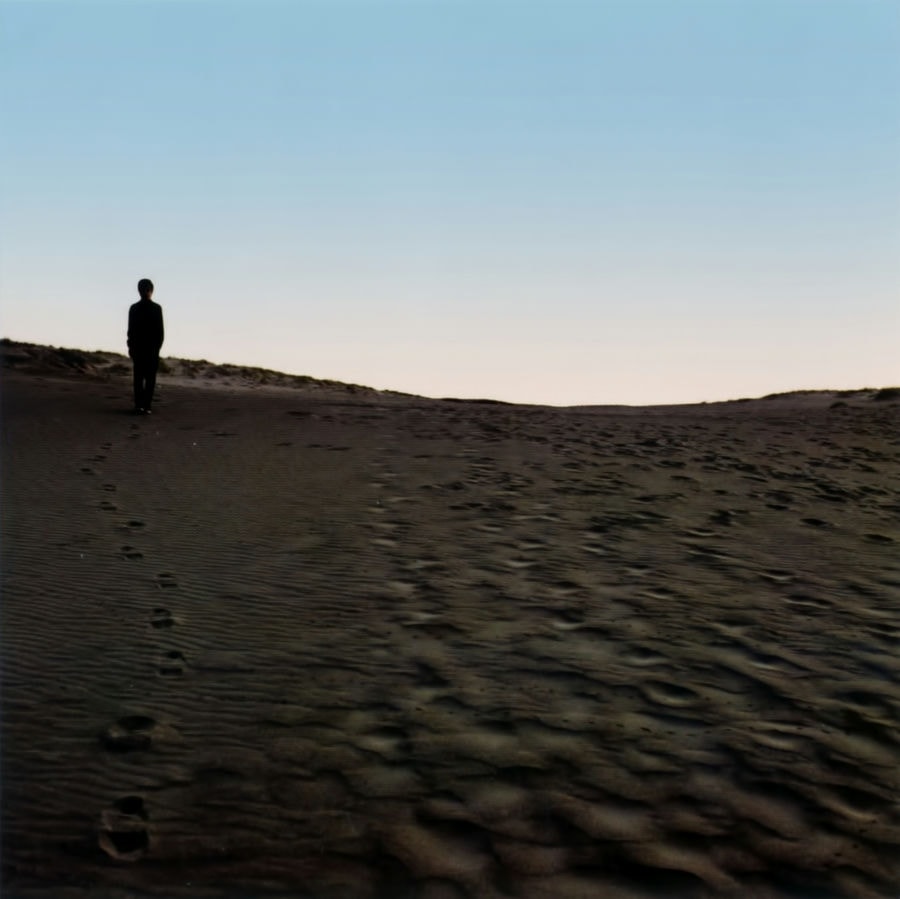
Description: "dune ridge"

(2, 341), (899, 898)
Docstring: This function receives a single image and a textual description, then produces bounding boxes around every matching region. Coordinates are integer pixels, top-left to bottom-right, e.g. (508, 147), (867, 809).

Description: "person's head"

(137, 278), (154, 300)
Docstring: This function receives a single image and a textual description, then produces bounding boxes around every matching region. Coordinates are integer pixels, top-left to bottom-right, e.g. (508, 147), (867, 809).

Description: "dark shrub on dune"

(56, 347), (89, 370)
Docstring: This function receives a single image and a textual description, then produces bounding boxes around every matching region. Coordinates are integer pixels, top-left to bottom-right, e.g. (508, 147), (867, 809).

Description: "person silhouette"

(127, 279), (164, 414)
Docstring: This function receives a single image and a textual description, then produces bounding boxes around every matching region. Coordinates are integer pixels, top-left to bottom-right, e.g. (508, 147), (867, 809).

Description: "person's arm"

(127, 306), (135, 357)
(156, 306), (164, 353)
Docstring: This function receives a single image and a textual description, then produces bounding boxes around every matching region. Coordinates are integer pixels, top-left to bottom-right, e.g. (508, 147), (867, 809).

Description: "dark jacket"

(128, 299), (164, 358)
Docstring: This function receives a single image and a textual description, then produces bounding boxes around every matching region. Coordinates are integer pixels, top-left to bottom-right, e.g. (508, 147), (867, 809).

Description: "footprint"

(581, 542), (607, 556)
(760, 570), (794, 584)
(127, 519), (146, 529)
(785, 593), (831, 611)
(80, 467), (96, 475)
(643, 681), (700, 708)
(99, 795), (149, 861)
(415, 662), (449, 688)
(826, 784), (894, 819)
(150, 608), (175, 629)
(518, 540), (547, 552)
(99, 501), (118, 511)
(685, 528), (717, 538)
(475, 522), (505, 534)
(156, 573), (177, 589)
(102, 483), (117, 493)
(864, 533), (894, 544)
(622, 646), (669, 668)
(121, 546), (143, 560)
(550, 608), (585, 631)
(748, 725), (804, 753)
(101, 715), (157, 752)
(158, 649), (187, 677)
(354, 725), (412, 757)
(400, 613), (462, 638)
(403, 559), (444, 573)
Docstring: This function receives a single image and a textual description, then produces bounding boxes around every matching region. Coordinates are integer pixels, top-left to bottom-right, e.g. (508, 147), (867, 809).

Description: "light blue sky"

(2, 0), (898, 404)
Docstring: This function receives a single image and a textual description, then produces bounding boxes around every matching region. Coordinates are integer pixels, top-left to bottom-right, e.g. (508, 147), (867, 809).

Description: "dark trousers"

(132, 355), (159, 410)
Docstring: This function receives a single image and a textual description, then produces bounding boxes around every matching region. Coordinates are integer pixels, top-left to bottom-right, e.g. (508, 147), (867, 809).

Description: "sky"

(1, 0), (898, 406)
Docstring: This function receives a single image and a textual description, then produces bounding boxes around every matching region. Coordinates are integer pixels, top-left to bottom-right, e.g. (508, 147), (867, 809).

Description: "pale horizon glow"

(1, 0), (898, 406)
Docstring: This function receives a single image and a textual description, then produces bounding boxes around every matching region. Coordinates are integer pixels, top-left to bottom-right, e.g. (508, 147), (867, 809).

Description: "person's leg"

(143, 356), (159, 411)
(132, 359), (144, 411)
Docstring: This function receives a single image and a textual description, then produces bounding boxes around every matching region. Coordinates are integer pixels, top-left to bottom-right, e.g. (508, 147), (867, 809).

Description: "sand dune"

(2, 341), (899, 898)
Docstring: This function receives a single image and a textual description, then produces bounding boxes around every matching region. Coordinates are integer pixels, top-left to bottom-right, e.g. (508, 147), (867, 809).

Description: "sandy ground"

(2, 345), (899, 899)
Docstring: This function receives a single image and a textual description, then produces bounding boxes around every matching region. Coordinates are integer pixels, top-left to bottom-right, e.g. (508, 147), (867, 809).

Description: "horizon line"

(2, 336), (897, 410)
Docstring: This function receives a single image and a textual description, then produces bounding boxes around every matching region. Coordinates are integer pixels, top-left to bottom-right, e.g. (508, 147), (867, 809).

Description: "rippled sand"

(2, 350), (899, 898)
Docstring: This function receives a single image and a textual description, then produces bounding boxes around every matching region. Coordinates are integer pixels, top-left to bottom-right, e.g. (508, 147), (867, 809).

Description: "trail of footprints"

(82, 436), (188, 862)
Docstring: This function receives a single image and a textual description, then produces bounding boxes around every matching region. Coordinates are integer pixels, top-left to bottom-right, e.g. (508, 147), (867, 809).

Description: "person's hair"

(138, 278), (154, 294)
